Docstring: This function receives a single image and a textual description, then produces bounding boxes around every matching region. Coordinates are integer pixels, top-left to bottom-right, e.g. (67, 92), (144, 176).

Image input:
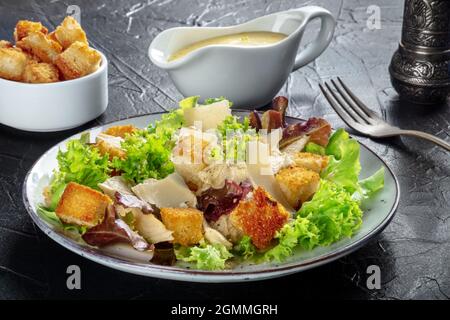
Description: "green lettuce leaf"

(264, 180), (363, 262)
(115, 100), (196, 183)
(264, 216), (319, 262)
(233, 236), (257, 259)
(217, 115), (257, 162)
(204, 96), (232, 106)
(359, 167), (385, 199)
(175, 240), (233, 270)
(47, 134), (111, 205)
(298, 180), (363, 246)
(304, 142), (326, 155)
(322, 129), (361, 193)
(113, 130), (175, 183)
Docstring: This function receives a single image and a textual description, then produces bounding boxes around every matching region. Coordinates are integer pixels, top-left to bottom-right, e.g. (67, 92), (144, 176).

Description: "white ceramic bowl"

(0, 51), (108, 132)
(149, 6), (335, 108)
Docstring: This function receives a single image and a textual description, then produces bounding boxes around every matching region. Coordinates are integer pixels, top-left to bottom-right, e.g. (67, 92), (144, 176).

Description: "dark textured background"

(0, 0), (449, 300)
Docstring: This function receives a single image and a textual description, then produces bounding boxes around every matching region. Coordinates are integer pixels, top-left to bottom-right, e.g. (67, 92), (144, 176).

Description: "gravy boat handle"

(290, 6), (335, 71)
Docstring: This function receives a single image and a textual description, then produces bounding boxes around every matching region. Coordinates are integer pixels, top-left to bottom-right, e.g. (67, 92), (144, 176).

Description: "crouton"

(0, 40), (13, 48)
(11, 47), (40, 63)
(47, 31), (58, 42)
(275, 166), (320, 209)
(292, 152), (329, 173)
(230, 187), (289, 249)
(0, 48), (27, 81)
(55, 182), (111, 228)
(95, 133), (126, 160)
(22, 62), (59, 83)
(160, 208), (204, 246)
(14, 20), (48, 42)
(54, 41), (101, 80)
(53, 16), (88, 49)
(103, 125), (137, 138)
(17, 31), (62, 63)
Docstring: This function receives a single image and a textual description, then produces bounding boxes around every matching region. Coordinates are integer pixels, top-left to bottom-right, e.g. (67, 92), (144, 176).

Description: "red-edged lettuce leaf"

(271, 96), (288, 127)
(280, 117), (331, 149)
(197, 180), (253, 222)
(249, 111), (262, 131)
(261, 110), (283, 132)
(82, 205), (152, 251)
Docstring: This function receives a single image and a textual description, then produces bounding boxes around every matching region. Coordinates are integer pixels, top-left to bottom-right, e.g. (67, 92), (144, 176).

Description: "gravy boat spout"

(149, 6), (335, 108)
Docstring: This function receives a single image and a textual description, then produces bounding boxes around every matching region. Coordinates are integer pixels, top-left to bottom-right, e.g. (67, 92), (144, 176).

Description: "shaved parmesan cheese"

(184, 100), (231, 131)
(132, 173), (197, 208)
(99, 176), (133, 199)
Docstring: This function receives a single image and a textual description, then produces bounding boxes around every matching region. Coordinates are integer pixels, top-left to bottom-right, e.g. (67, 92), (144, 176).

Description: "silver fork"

(319, 77), (450, 152)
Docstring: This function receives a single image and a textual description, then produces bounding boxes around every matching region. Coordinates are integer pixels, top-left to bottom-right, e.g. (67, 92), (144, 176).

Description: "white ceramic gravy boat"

(149, 6), (335, 108)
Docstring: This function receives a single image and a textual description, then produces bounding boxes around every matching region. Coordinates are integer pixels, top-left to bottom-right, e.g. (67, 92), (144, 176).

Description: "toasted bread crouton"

(55, 182), (111, 228)
(54, 41), (101, 80)
(160, 208), (204, 246)
(17, 31), (62, 63)
(14, 20), (48, 42)
(54, 16), (88, 49)
(292, 152), (329, 173)
(0, 40), (13, 49)
(103, 125), (137, 138)
(0, 48), (27, 81)
(95, 133), (126, 160)
(22, 62), (59, 83)
(230, 187), (289, 249)
(12, 47), (40, 63)
(275, 166), (320, 209)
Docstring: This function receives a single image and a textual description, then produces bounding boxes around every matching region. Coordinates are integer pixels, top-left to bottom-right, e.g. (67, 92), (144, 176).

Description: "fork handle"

(400, 130), (450, 152)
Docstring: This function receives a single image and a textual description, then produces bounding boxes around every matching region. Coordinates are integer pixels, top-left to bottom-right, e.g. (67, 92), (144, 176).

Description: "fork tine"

(337, 77), (381, 121)
(324, 82), (366, 125)
(330, 79), (374, 125)
(319, 83), (361, 131)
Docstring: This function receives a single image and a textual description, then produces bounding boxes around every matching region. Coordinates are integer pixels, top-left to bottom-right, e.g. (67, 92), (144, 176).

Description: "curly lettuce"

(233, 236), (257, 259)
(264, 129), (384, 262)
(48, 133), (111, 203)
(264, 180), (362, 262)
(113, 130), (175, 183)
(322, 129), (384, 197)
(113, 98), (195, 183)
(175, 240), (233, 270)
(217, 115), (258, 162)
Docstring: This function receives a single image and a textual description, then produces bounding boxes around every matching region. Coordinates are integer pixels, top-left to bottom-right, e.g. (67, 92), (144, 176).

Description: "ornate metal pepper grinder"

(389, 0), (450, 104)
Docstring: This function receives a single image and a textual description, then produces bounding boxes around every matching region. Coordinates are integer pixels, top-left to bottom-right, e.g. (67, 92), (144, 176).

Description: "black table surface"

(0, 0), (449, 300)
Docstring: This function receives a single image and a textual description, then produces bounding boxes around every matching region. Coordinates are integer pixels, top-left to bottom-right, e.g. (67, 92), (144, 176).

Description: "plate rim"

(22, 111), (400, 281)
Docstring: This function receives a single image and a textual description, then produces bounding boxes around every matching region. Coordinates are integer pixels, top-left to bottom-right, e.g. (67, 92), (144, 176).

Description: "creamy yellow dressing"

(168, 31), (287, 62)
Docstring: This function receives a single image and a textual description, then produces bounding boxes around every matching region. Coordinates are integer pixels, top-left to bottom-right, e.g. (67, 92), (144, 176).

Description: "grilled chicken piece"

(275, 166), (320, 210)
(292, 152), (329, 173)
(209, 214), (244, 244)
(203, 220), (233, 249)
(95, 133), (126, 160)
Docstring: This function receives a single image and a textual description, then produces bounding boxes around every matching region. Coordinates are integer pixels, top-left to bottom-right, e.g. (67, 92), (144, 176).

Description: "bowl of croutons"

(0, 17), (108, 132)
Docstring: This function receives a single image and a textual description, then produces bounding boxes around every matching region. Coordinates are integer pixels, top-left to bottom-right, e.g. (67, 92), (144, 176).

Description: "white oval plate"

(23, 112), (400, 282)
